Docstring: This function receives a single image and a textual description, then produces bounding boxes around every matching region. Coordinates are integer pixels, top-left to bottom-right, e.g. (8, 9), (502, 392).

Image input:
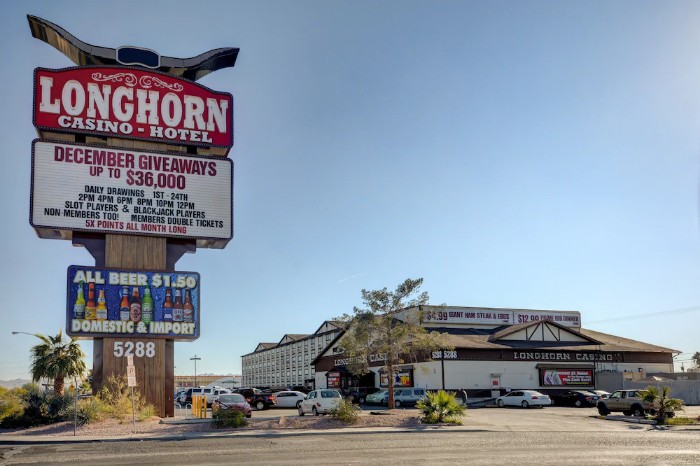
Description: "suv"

(178, 387), (217, 406)
(393, 388), (427, 407)
(596, 389), (675, 417)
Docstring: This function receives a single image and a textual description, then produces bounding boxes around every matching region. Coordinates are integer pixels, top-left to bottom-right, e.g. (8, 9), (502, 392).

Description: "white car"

(274, 390), (307, 408)
(496, 390), (551, 408)
(298, 389), (342, 416)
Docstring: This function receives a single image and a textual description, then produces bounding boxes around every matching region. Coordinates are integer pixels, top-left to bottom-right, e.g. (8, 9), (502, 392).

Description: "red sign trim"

(33, 66), (234, 149)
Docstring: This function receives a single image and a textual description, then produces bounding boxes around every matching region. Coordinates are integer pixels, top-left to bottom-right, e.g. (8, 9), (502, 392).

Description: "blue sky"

(2, 1), (700, 380)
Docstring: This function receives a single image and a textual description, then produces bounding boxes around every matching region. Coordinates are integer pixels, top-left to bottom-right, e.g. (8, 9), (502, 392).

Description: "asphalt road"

(3, 405), (700, 465)
(2, 431), (700, 465)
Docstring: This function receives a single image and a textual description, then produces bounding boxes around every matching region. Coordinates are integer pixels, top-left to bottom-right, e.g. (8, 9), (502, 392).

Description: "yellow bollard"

(191, 395), (207, 419)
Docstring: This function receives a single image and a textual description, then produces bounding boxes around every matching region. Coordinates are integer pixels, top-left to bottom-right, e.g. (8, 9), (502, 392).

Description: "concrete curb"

(0, 425), (490, 445)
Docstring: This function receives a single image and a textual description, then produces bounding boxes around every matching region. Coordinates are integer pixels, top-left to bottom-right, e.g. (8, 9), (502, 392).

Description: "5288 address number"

(113, 341), (156, 358)
(432, 350), (457, 359)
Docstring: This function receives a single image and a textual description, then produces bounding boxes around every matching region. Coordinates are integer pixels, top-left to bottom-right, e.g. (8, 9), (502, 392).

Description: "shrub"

(639, 386), (684, 425)
(77, 397), (106, 426)
(329, 398), (361, 424)
(97, 375), (155, 422)
(665, 417), (697, 426)
(417, 390), (465, 425)
(0, 386), (78, 428)
(0, 387), (27, 425)
(47, 393), (74, 421)
(212, 408), (248, 428)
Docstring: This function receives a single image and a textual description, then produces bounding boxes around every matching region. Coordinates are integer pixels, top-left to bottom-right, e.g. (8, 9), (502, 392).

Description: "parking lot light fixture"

(190, 355), (201, 387)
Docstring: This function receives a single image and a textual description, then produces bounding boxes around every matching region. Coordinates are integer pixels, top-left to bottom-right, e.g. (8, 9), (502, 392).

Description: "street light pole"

(11, 331), (40, 386)
(190, 355), (201, 387)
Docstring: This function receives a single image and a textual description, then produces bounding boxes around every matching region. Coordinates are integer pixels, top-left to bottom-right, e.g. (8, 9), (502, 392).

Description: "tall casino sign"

(27, 14), (239, 417)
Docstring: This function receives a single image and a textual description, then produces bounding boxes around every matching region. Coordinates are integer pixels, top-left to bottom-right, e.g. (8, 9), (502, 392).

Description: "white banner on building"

(421, 306), (581, 328)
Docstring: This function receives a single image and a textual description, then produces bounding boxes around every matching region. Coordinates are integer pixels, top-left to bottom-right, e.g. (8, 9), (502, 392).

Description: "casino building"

(310, 306), (677, 397)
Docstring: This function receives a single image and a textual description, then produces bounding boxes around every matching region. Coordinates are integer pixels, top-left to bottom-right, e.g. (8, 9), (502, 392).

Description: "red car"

(212, 393), (252, 418)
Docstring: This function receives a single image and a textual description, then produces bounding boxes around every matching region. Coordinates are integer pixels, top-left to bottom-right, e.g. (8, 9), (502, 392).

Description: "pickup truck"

(234, 388), (277, 410)
(596, 389), (675, 417)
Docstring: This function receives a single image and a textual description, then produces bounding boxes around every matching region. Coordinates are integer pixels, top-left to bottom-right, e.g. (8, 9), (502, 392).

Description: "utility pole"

(190, 355), (201, 387)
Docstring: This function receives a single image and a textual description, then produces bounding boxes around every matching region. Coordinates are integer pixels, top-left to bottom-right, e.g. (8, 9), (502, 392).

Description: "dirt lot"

(3, 405), (699, 438)
(0, 409), (422, 438)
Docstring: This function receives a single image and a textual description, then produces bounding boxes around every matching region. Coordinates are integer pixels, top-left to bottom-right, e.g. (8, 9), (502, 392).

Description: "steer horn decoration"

(27, 15), (239, 81)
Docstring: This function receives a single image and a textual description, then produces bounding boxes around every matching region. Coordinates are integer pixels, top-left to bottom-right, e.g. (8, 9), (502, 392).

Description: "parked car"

(212, 393), (252, 418)
(496, 390), (552, 408)
(551, 390), (600, 408)
(208, 388), (232, 406)
(175, 390), (186, 405)
(393, 388), (427, 407)
(274, 390), (307, 408)
(347, 387), (381, 404)
(178, 387), (214, 405)
(298, 389), (342, 416)
(596, 389), (677, 417)
(591, 389), (611, 399)
(234, 387), (277, 410)
(365, 389), (389, 405)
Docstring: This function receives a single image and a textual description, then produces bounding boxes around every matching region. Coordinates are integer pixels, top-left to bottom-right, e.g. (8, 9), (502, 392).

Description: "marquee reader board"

(33, 66), (233, 149)
(66, 265), (200, 340)
(30, 139), (233, 244)
(420, 306), (581, 328)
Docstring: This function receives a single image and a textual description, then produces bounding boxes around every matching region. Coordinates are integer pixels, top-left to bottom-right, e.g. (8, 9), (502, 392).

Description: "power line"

(586, 305), (700, 324)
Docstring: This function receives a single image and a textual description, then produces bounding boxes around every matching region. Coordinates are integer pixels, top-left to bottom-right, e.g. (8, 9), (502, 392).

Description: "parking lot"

(177, 403), (700, 431)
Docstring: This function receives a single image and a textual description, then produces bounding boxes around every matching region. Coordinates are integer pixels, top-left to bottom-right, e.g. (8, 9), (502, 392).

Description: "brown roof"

(488, 320), (602, 344)
(431, 325), (679, 353)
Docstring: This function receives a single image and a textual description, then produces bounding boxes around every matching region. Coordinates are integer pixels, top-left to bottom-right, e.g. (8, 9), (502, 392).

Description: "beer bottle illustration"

(85, 281), (97, 320)
(172, 288), (184, 322)
(142, 286), (153, 324)
(130, 287), (141, 322)
(96, 289), (108, 320)
(162, 288), (173, 322)
(183, 289), (194, 323)
(119, 286), (130, 321)
(73, 281), (85, 319)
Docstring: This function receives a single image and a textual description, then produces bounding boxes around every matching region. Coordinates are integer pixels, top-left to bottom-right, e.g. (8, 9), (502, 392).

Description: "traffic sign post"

(127, 362), (136, 434)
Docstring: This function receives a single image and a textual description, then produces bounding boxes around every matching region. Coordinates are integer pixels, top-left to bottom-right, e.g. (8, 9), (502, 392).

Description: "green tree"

(640, 385), (684, 425)
(692, 352), (700, 369)
(29, 329), (86, 395)
(338, 278), (449, 409)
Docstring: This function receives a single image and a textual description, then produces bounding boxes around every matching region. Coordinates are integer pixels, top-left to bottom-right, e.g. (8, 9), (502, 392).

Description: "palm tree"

(692, 352), (700, 369)
(416, 390), (465, 424)
(640, 385), (684, 425)
(29, 330), (86, 395)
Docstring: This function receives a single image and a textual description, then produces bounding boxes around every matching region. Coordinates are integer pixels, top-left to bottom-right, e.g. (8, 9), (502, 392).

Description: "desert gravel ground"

(0, 410), (422, 438)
